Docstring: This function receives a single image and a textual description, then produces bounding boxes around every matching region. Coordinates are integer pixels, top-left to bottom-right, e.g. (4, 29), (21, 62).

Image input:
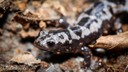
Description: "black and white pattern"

(34, 0), (127, 68)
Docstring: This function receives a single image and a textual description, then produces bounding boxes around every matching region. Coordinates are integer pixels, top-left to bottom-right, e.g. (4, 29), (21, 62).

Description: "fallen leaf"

(10, 52), (41, 65)
(91, 31), (128, 50)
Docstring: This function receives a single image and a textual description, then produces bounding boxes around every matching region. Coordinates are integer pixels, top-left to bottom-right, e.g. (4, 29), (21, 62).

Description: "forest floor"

(0, 0), (128, 72)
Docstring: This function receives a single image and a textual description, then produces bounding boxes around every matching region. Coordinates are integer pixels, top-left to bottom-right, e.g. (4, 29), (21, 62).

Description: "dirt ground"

(0, 0), (128, 72)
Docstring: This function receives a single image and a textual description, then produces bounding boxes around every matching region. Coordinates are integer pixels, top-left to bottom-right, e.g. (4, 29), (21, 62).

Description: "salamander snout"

(34, 34), (57, 51)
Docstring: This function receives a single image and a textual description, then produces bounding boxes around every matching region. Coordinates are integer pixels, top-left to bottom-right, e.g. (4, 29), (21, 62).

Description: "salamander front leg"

(81, 46), (92, 68)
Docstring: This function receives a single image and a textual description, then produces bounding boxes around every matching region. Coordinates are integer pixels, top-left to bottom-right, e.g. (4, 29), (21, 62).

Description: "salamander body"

(34, 0), (127, 68)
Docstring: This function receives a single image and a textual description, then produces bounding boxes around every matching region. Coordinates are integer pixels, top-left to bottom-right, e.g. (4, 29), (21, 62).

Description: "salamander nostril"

(47, 41), (55, 47)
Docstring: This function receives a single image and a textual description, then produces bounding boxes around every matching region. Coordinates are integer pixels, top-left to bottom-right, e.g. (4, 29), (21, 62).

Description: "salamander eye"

(47, 41), (55, 47)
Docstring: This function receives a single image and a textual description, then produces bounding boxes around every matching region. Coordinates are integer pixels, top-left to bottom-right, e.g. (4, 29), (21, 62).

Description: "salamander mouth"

(34, 41), (50, 52)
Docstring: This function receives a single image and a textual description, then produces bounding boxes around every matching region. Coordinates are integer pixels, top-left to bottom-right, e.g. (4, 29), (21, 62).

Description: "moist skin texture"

(34, 0), (127, 68)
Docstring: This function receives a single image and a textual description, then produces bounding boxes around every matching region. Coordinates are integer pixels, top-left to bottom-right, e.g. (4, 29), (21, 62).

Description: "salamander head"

(34, 30), (70, 52)
(34, 31), (57, 51)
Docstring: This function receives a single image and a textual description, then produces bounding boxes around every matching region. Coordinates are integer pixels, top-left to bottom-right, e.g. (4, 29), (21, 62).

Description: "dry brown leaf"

(23, 0), (60, 20)
(10, 52), (41, 65)
(91, 31), (128, 50)
(19, 29), (40, 38)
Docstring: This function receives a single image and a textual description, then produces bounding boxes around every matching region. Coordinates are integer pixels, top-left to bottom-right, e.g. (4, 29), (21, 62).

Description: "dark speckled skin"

(34, 0), (127, 68)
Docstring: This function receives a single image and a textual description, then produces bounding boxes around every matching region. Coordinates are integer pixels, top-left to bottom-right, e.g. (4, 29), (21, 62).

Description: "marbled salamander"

(34, 0), (128, 68)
